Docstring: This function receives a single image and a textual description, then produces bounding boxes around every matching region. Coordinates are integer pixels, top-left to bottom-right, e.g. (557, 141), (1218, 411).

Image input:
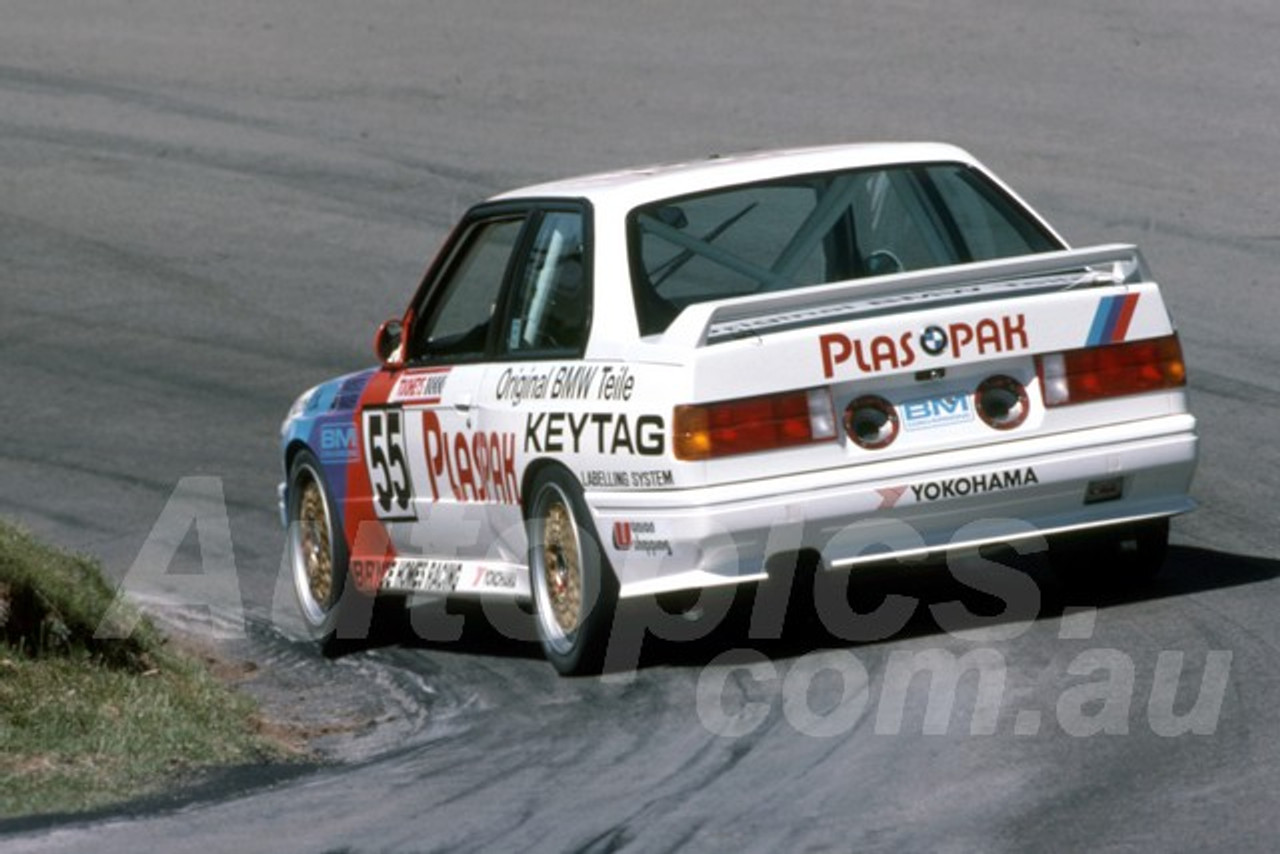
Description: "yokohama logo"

(910, 467), (1039, 502)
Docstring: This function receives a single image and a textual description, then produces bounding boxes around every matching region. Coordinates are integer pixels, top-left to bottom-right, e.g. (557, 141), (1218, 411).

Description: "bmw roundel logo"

(920, 325), (949, 356)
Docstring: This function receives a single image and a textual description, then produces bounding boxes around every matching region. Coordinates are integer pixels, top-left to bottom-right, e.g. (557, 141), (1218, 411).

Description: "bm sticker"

(900, 393), (974, 431)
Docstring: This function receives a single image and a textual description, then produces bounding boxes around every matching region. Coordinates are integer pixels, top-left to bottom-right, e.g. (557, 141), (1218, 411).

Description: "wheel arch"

(522, 460), (620, 586)
(284, 439), (313, 473)
(521, 458), (580, 519)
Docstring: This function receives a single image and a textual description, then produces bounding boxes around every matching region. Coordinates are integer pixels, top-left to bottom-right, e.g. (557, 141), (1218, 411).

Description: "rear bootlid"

(662, 244), (1183, 477)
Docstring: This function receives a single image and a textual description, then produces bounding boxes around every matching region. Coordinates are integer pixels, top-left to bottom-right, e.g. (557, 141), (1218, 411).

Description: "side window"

(412, 217), (525, 362)
(501, 210), (589, 355)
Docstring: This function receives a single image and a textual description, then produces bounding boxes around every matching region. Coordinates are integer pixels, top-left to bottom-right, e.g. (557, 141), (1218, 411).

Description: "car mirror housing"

(374, 317), (404, 366)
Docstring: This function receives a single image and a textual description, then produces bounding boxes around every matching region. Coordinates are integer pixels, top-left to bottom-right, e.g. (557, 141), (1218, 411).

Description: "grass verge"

(0, 519), (291, 818)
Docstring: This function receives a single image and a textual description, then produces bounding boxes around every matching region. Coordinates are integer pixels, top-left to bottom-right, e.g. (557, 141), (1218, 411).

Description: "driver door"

(358, 213), (528, 575)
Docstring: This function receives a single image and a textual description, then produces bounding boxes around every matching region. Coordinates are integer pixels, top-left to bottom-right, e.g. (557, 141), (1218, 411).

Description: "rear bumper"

(588, 414), (1197, 598)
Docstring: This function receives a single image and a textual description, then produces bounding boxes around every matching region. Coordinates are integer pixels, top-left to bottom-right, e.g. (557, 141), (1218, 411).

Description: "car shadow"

(616, 543), (1280, 673)
(379, 598), (545, 662)
(319, 544), (1279, 674)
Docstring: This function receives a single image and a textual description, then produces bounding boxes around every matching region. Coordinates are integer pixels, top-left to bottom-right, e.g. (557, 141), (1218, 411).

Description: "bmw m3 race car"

(280, 143), (1197, 674)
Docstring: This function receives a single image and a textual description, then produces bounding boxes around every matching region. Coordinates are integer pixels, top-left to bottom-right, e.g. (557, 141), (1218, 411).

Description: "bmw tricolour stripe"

(1086, 293), (1141, 346)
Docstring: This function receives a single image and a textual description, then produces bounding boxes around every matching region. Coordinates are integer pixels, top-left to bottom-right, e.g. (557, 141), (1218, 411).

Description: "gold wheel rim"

(542, 500), (582, 634)
(299, 478), (333, 608)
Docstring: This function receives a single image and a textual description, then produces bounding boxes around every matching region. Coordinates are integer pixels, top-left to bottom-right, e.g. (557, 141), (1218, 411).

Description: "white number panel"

(362, 407), (418, 521)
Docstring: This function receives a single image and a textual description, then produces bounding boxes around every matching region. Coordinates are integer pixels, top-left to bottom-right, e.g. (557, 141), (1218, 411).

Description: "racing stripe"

(1085, 299), (1112, 347)
(1110, 293), (1140, 342)
(344, 369), (400, 593)
(1087, 294), (1141, 347)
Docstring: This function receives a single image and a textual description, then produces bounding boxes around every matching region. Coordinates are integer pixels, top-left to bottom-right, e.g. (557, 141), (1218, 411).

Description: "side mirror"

(374, 318), (404, 366)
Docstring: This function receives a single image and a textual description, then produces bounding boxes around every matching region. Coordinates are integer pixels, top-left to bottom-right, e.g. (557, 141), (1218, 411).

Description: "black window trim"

(490, 200), (595, 364)
(403, 197), (594, 367)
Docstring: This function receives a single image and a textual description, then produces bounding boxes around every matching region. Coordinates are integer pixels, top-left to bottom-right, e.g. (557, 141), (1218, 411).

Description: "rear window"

(628, 163), (1061, 335)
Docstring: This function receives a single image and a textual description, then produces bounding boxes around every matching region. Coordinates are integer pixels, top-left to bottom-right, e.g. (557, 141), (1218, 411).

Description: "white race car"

(280, 143), (1197, 674)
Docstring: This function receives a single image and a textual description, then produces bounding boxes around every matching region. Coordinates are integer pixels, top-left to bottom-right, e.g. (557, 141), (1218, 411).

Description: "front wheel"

(288, 450), (407, 655)
(287, 450), (349, 647)
(526, 468), (618, 675)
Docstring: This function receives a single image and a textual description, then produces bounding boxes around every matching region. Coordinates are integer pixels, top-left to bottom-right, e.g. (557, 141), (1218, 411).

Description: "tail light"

(1037, 334), (1187, 407)
(674, 388), (837, 461)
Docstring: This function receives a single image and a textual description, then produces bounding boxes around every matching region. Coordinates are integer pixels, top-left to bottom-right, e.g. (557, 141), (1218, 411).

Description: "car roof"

(490, 142), (979, 208)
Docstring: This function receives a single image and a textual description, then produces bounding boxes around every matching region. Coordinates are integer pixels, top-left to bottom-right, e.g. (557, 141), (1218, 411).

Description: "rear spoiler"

(659, 244), (1151, 347)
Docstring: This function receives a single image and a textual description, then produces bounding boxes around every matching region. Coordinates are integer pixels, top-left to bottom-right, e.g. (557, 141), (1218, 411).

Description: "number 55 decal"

(362, 408), (417, 520)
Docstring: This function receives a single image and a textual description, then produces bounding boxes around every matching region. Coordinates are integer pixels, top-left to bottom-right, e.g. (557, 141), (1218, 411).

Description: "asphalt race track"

(3, 1), (1279, 851)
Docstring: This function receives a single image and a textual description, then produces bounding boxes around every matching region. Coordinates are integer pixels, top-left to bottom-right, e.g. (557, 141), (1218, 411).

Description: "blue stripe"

(1100, 295), (1127, 344)
(1086, 297), (1116, 347)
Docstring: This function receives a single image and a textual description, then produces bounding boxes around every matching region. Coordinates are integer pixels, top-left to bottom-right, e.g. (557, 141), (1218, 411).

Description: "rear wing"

(658, 244), (1152, 348)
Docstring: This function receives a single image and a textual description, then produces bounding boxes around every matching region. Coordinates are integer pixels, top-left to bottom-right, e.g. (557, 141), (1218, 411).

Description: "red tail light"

(674, 388), (837, 460)
(1037, 334), (1187, 407)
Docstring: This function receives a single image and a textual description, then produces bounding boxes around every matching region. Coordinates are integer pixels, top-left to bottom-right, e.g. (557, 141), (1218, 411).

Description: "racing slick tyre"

(526, 467), (619, 676)
(1049, 517), (1171, 586)
(287, 450), (406, 656)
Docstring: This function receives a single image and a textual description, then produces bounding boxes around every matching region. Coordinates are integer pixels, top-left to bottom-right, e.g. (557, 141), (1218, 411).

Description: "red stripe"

(1112, 293), (1140, 342)
(346, 370), (399, 593)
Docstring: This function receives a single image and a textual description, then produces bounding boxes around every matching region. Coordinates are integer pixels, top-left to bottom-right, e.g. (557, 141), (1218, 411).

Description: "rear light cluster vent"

(975, 375), (1030, 430)
(844, 395), (899, 450)
(1037, 334), (1187, 407)
(673, 388), (837, 461)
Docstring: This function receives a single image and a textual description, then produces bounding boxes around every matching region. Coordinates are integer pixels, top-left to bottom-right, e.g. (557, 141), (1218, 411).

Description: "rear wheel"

(1049, 518), (1171, 585)
(527, 468), (618, 675)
